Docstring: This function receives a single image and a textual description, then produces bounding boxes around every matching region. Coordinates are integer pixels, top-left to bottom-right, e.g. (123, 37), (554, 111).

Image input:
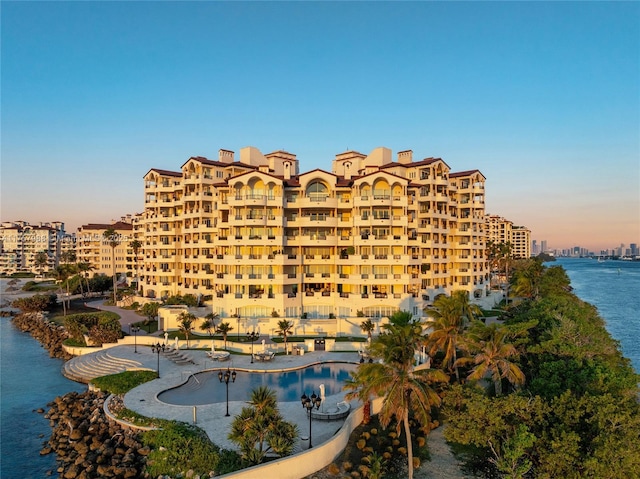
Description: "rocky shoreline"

(41, 390), (150, 479)
(11, 312), (73, 360)
(7, 309), (153, 478)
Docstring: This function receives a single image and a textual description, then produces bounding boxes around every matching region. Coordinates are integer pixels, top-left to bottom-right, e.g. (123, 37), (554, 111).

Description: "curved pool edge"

(155, 359), (360, 407)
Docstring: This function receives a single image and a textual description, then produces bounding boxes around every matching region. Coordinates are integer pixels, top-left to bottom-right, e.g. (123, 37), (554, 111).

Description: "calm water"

(158, 363), (357, 406)
(1, 261), (638, 475)
(556, 258), (640, 373)
(0, 317), (85, 478)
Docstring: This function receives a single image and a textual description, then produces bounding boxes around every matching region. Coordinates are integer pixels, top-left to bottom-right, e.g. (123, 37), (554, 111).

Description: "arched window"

(306, 181), (328, 202)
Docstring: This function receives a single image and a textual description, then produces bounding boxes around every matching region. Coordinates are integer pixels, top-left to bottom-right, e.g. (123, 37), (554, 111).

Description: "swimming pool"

(157, 362), (357, 406)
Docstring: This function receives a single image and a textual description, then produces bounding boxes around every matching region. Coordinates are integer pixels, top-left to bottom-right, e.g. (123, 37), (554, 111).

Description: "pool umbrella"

(319, 384), (325, 411)
(262, 339), (266, 352)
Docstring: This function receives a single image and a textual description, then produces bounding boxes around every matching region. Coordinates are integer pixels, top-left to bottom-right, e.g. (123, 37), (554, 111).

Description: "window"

(306, 181), (328, 201)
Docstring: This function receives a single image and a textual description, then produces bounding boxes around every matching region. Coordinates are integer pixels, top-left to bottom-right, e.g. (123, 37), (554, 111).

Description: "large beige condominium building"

(485, 215), (531, 259)
(76, 217), (141, 279)
(0, 221), (66, 274)
(140, 146), (488, 323)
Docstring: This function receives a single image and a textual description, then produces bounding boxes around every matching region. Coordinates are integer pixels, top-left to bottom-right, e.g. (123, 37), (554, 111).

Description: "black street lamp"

(247, 330), (260, 363)
(236, 315), (241, 341)
(131, 326), (140, 353)
(218, 367), (237, 417)
(151, 342), (165, 378)
(300, 391), (322, 448)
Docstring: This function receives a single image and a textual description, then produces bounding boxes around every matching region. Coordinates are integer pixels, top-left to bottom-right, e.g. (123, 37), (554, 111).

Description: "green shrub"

(11, 293), (57, 312)
(64, 311), (121, 344)
(143, 421), (240, 477)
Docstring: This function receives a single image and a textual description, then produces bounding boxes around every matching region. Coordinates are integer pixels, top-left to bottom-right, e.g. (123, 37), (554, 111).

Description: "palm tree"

(141, 301), (160, 331)
(456, 323), (525, 396)
(129, 239), (142, 291)
(216, 321), (233, 350)
(103, 227), (120, 303)
(511, 258), (544, 300)
(228, 386), (299, 465)
(34, 251), (49, 277)
(200, 312), (219, 337)
(177, 311), (196, 349)
(60, 250), (77, 265)
(345, 312), (448, 479)
(53, 264), (74, 316)
(274, 319), (293, 355)
(386, 309), (414, 327)
(500, 242), (514, 304)
(451, 290), (482, 324)
(425, 294), (465, 381)
(360, 318), (376, 341)
(76, 262), (95, 297)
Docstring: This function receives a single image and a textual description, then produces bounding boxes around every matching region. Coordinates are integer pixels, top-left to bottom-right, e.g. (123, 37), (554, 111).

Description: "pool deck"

(101, 345), (360, 452)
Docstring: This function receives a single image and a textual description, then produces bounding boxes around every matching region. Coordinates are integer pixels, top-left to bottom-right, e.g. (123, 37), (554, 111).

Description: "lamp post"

(247, 330), (259, 363)
(218, 367), (237, 416)
(131, 326), (140, 353)
(236, 315), (240, 341)
(151, 342), (165, 378)
(300, 390), (322, 448)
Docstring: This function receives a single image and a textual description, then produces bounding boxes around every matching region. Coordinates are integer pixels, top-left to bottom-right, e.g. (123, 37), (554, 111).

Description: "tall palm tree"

(103, 227), (120, 303)
(451, 290), (482, 324)
(60, 250), (77, 265)
(456, 323), (525, 396)
(177, 311), (196, 349)
(345, 312), (448, 479)
(275, 319), (293, 355)
(216, 321), (233, 350)
(53, 264), (74, 316)
(511, 258), (544, 300)
(200, 312), (219, 337)
(425, 294), (465, 381)
(360, 318), (376, 341)
(34, 251), (49, 277)
(500, 242), (514, 304)
(76, 262), (95, 297)
(129, 239), (142, 291)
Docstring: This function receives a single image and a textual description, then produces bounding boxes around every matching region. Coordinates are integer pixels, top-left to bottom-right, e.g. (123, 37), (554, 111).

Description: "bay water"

(556, 257), (640, 373)
(0, 279), (85, 478)
(0, 260), (638, 476)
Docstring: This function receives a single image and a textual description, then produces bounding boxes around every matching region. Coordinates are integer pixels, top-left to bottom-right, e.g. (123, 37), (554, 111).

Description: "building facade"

(76, 217), (140, 280)
(510, 226), (531, 259)
(138, 146), (488, 322)
(0, 221), (66, 274)
(485, 215), (531, 259)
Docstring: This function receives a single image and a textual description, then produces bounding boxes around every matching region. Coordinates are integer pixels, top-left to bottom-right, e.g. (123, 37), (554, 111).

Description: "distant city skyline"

(2, 2), (638, 252)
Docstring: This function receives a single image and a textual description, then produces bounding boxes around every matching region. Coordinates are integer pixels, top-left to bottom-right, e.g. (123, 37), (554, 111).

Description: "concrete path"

(86, 299), (156, 336)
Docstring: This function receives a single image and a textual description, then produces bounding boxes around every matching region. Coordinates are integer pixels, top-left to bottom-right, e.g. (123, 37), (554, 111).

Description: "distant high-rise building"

(541, 240), (548, 253)
(532, 240), (538, 255)
(631, 243), (638, 256)
(485, 216), (531, 258)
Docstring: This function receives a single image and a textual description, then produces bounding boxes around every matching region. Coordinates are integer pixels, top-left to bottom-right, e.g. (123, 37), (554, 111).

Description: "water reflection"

(158, 363), (357, 406)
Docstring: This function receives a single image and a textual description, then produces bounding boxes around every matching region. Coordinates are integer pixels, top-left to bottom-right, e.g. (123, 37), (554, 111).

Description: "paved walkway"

(89, 344), (359, 453)
(86, 299), (156, 335)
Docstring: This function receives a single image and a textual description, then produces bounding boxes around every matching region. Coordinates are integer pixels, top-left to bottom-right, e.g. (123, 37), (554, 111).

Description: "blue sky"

(2, 1), (638, 251)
